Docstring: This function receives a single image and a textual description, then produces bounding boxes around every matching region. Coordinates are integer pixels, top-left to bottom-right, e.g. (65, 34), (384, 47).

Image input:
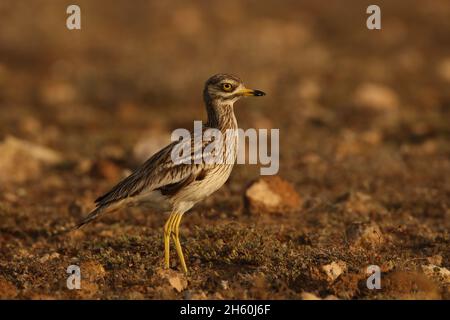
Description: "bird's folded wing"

(94, 135), (215, 207)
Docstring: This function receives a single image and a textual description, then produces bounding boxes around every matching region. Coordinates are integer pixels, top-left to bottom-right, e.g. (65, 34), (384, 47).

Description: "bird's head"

(203, 74), (265, 105)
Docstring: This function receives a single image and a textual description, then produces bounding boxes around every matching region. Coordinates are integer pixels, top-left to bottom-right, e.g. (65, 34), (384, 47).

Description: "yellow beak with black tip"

(238, 88), (266, 97)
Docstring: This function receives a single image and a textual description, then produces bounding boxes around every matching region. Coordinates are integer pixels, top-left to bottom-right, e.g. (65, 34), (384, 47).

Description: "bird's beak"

(238, 88), (266, 97)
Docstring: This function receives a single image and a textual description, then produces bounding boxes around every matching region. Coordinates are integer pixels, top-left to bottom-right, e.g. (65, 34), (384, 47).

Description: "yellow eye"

(222, 83), (233, 91)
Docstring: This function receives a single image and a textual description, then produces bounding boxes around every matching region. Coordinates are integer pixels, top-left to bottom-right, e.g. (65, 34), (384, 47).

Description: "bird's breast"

(174, 163), (234, 204)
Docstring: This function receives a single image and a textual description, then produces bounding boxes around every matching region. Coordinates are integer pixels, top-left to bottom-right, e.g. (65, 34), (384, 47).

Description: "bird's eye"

(222, 83), (233, 91)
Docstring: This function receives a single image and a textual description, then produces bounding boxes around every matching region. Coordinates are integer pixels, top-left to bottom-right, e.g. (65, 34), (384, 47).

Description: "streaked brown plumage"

(76, 74), (265, 273)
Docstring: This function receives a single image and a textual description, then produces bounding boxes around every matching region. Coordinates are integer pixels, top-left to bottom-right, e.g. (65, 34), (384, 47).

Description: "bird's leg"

(163, 212), (177, 269)
(171, 213), (188, 274)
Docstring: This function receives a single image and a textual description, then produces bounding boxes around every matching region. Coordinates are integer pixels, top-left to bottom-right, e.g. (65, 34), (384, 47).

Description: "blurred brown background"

(0, 0), (449, 299)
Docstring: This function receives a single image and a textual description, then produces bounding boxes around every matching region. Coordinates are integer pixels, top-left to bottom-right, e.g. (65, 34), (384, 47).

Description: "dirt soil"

(0, 1), (449, 299)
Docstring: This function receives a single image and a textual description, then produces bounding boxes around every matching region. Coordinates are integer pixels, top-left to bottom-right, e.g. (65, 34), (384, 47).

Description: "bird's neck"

(205, 99), (238, 130)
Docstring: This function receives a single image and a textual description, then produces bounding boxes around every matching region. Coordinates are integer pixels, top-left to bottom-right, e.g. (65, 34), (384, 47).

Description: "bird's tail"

(74, 205), (106, 230)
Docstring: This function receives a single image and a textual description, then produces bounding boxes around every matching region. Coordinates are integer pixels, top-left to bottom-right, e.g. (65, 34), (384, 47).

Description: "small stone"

(39, 254), (49, 263)
(353, 83), (399, 111)
(346, 222), (384, 250)
(220, 280), (229, 290)
(321, 261), (347, 283)
(80, 261), (106, 282)
(245, 176), (302, 215)
(168, 276), (187, 293)
(156, 268), (187, 293)
(421, 264), (450, 285)
(50, 252), (60, 259)
(0, 136), (63, 183)
(300, 292), (321, 300)
(342, 191), (388, 216)
(39, 252), (60, 263)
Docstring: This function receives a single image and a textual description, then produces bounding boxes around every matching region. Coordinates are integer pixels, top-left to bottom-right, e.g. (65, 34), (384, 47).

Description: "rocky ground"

(0, 1), (449, 299)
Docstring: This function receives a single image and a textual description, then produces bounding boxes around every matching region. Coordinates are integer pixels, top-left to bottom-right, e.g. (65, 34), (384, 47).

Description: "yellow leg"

(163, 212), (177, 269)
(171, 213), (188, 274)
